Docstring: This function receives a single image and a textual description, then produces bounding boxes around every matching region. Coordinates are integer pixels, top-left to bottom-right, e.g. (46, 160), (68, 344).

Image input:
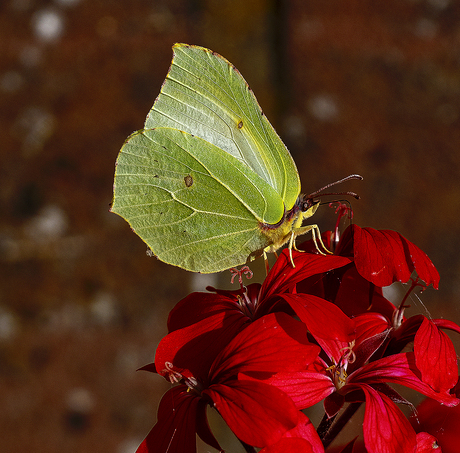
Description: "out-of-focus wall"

(1, 1), (459, 452)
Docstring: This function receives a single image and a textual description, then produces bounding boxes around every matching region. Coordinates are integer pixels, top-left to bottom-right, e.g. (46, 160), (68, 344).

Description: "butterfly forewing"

(145, 43), (300, 211)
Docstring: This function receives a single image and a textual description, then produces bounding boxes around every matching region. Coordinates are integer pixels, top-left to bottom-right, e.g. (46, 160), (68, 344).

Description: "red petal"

(205, 379), (299, 447)
(351, 225), (440, 289)
(259, 249), (351, 302)
(415, 432), (442, 453)
(361, 384), (417, 453)
(167, 291), (242, 332)
(281, 293), (355, 363)
(283, 412), (324, 453)
(350, 353), (459, 407)
(210, 312), (319, 381)
(259, 412), (324, 453)
(155, 311), (247, 379)
(433, 318), (460, 335)
(352, 313), (391, 367)
(412, 397), (460, 452)
(137, 386), (208, 453)
(354, 312), (390, 345)
(297, 263), (397, 319)
(332, 266), (394, 317)
(405, 239), (440, 290)
(259, 438), (314, 453)
(252, 365), (335, 410)
(324, 391), (346, 418)
(414, 318), (458, 392)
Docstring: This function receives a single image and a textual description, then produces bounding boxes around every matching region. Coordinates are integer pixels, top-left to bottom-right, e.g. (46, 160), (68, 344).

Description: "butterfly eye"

(304, 199), (317, 212)
(296, 196), (317, 213)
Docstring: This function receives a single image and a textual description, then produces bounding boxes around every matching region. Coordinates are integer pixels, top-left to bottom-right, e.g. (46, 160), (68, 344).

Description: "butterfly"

(111, 43), (361, 273)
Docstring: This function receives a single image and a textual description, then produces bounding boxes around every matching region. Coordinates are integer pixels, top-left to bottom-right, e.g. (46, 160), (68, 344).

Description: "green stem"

(317, 412), (337, 441)
(320, 402), (362, 449)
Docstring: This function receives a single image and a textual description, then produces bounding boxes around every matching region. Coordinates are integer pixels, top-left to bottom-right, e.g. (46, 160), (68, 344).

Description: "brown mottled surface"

(1, 1), (459, 452)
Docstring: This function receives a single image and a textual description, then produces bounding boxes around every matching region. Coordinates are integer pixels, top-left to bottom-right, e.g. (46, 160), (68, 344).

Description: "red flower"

(135, 209), (456, 452)
(327, 432), (444, 452)
(158, 249), (350, 377)
(259, 412), (324, 453)
(298, 224), (440, 318)
(341, 225), (439, 290)
(412, 395), (460, 453)
(249, 298), (458, 453)
(137, 313), (321, 452)
(414, 432), (445, 453)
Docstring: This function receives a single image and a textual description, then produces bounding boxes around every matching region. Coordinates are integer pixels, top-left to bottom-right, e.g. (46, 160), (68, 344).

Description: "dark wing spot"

(184, 175), (193, 187)
(237, 120), (243, 129)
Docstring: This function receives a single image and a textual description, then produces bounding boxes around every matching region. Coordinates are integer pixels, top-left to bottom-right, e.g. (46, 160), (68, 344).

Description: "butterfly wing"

(145, 43), (301, 211)
(112, 127), (284, 273)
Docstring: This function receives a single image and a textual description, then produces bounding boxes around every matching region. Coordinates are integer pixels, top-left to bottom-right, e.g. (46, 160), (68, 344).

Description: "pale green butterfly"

(111, 43), (360, 273)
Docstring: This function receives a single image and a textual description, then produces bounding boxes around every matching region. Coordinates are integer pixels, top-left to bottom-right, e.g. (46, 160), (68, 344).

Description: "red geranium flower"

(158, 249), (350, 377)
(412, 390), (460, 453)
(248, 297), (459, 453)
(134, 204), (457, 453)
(257, 412), (324, 453)
(137, 312), (321, 453)
(298, 224), (440, 318)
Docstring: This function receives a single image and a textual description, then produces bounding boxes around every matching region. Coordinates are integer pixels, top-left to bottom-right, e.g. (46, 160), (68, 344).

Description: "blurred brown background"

(1, 1), (460, 452)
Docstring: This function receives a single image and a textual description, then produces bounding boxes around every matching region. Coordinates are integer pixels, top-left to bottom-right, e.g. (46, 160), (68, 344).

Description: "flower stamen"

(327, 363), (348, 389)
(162, 362), (183, 384)
(340, 341), (356, 364)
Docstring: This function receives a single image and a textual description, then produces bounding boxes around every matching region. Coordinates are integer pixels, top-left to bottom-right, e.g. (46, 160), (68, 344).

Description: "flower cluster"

(136, 220), (460, 453)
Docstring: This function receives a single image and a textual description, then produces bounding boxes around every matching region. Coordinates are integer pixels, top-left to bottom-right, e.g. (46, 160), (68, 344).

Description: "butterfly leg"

(288, 231), (297, 267)
(263, 249), (270, 275)
(310, 225), (333, 255)
(290, 224), (333, 258)
(263, 248), (280, 274)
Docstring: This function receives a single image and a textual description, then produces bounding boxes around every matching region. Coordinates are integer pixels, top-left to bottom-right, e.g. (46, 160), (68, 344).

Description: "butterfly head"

(295, 174), (363, 222)
(296, 196), (320, 220)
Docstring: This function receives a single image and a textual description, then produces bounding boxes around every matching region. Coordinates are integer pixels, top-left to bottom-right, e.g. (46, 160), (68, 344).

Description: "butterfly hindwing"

(112, 127), (285, 272)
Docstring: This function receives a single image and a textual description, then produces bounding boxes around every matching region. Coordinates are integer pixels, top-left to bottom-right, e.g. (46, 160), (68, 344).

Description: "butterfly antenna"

(316, 190), (361, 200)
(308, 174), (363, 199)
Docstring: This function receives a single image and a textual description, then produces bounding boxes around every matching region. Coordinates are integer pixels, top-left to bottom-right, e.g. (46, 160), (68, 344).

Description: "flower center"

(328, 363), (348, 390)
(327, 341), (356, 390)
(161, 362), (204, 395)
(237, 291), (257, 318)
